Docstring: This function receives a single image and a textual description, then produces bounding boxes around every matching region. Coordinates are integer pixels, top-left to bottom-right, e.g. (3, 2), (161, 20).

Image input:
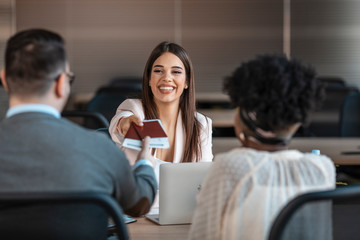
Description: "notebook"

(146, 162), (213, 225)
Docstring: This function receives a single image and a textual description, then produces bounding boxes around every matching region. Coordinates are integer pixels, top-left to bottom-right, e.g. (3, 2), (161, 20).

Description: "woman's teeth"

(159, 87), (174, 90)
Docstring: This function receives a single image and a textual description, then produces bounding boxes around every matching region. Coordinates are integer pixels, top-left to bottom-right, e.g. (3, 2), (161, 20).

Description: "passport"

(122, 119), (169, 150)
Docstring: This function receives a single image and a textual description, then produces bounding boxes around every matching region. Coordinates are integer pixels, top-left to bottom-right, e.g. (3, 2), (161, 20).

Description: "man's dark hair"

(5, 29), (66, 96)
(223, 54), (324, 131)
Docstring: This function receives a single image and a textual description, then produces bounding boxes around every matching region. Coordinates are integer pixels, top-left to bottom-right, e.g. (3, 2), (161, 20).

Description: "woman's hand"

(117, 115), (143, 136)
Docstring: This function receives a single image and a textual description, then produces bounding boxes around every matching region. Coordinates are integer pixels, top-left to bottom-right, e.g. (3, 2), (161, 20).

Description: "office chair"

(317, 76), (346, 87)
(96, 127), (111, 138)
(339, 92), (360, 137)
(86, 92), (129, 122)
(268, 185), (360, 240)
(297, 77), (358, 137)
(337, 92), (360, 180)
(62, 110), (110, 129)
(107, 77), (142, 91)
(0, 191), (129, 240)
(319, 77), (358, 113)
(86, 77), (142, 122)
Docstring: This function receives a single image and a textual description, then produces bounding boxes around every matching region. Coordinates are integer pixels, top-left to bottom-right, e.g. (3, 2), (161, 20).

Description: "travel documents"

(123, 119), (169, 150)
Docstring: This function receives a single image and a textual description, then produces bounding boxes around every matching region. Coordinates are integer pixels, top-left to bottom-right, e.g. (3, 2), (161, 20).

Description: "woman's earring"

(239, 132), (245, 141)
(185, 85), (188, 89)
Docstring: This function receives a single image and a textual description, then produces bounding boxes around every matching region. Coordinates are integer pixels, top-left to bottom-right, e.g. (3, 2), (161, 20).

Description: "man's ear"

(54, 73), (67, 98)
(0, 69), (9, 92)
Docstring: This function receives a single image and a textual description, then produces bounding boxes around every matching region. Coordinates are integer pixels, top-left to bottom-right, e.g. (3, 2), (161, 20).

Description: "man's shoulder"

(58, 118), (128, 162)
(59, 119), (117, 146)
(14, 112), (116, 147)
(2, 112), (123, 154)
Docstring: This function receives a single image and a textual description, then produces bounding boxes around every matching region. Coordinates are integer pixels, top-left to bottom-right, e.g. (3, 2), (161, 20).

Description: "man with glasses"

(0, 29), (157, 235)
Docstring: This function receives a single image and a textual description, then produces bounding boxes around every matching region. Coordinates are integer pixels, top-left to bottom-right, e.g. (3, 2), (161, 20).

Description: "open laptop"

(146, 162), (212, 225)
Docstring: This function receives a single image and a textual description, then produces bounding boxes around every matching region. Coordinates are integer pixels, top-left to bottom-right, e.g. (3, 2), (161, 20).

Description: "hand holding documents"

(123, 119), (169, 150)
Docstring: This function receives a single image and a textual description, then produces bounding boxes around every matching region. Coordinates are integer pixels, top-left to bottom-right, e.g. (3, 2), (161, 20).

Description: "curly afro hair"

(223, 54), (324, 131)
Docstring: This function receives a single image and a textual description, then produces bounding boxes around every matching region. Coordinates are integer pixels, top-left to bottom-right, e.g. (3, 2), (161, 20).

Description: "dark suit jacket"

(0, 112), (157, 216)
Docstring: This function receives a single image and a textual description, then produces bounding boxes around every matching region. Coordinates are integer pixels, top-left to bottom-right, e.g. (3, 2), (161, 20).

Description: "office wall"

(292, 0), (360, 87)
(15, 0), (283, 98)
(181, 0), (283, 92)
(9, 0), (360, 103)
(0, 0), (14, 119)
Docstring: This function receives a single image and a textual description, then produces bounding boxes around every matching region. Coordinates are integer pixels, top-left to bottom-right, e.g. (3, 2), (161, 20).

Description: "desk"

(199, 109), (235, 127)
(196, 92), (229, 102)
(127, 217), (190, 240)
(71, 92), (338, 128)
(213, 137), (360, 165)
(200, 109), (339, 128)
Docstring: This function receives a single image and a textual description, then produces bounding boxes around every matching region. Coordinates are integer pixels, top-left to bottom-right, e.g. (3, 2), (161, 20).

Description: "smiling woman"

(108, 42), (213, 171)
(149, 52), (187, 105)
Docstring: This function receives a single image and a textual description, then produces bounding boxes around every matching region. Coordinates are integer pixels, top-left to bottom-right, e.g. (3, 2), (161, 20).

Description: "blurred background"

(2, 0), (360, 137)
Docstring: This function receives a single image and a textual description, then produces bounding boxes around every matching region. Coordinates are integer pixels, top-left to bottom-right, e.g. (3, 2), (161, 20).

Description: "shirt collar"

(6, 104), (61, 119)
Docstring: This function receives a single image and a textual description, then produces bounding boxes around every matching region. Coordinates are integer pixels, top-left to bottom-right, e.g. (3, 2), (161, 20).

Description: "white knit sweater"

(189, 147), (335, 240)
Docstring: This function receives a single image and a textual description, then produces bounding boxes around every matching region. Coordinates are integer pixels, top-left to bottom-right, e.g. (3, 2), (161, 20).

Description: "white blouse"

(109, 99), (213, 183)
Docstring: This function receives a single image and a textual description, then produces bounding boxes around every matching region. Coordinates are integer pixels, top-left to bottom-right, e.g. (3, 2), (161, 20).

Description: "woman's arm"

(109, 99), (145, 146)
(197, 113), (214, 162)
(109, 109), (134, 146)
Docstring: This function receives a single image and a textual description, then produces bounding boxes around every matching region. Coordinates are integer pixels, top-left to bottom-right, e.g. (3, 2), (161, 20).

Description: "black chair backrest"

(96, 127), (111, 138)
(86, 92), (129, 122)
(340, 92), (360, 136)
(86, 77), (142, 123)
(107, 77), (142, 91)
(338, 92), (360, 177)
(0, 192), (129, 240)
(293, 77), (358, 137)
(62, 110), (110, 129)
(268, 185), (360, 240)
(317, 77), (358, 112)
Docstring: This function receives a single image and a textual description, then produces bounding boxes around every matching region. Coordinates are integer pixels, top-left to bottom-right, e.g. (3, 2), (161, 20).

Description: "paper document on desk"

(123, 119), (169, 150)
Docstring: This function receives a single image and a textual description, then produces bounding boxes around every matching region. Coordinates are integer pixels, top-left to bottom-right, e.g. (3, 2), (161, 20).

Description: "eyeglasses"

(66, 72), (75, 85)
(55, 71), (75, 85)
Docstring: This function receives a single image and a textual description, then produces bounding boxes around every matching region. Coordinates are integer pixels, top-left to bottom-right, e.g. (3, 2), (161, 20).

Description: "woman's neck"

(156, 101), (180, 127)
(240, 135), (288, 152)
(154, 101), (180, 162)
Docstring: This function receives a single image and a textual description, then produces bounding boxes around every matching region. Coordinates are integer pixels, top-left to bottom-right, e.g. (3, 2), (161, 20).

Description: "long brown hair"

(142, 41), (201, 162)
